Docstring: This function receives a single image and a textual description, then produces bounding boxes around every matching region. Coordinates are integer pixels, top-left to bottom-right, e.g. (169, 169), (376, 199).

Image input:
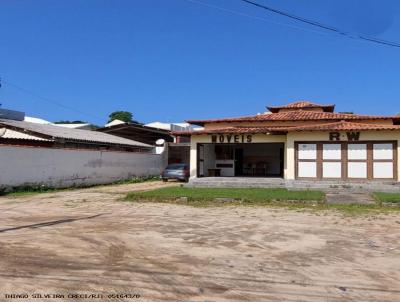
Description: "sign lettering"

(329, 132), (341, 141)
(211, 134), (252, 143)
(329, 132), (360, 141)
(346, 132), (360, 141)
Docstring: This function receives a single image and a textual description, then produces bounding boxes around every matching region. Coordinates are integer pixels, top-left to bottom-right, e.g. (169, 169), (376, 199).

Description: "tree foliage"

(108, 111), (133, 123)
(54, 120), (86, 124)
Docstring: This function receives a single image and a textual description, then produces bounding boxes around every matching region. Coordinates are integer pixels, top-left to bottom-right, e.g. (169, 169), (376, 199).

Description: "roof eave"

(187, 115), (396, 125)
(0, 123), (54, 141)
(292, 128), (400, 132)
(266, 104), (336, 113)
(55, 137), (153, 149)
(97, 123), (172, 135)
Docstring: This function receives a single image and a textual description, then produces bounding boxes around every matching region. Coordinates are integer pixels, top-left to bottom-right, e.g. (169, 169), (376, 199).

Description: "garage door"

(296, 141), (397, 180)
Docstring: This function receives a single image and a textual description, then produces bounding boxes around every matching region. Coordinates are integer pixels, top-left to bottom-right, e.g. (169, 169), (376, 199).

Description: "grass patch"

(106, 175), (160, 186)
(0, 185), (60, 197)
(372, 192), (400, 204)
(0, 176), (160, 197)
(125, 187), (325, 204)
(125, 187), (400, 215)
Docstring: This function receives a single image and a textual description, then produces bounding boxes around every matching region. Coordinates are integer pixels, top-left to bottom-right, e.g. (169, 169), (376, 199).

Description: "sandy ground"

(0, 181), (399, 302)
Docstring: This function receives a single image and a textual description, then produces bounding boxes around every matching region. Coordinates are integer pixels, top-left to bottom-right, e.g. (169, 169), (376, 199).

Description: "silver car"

(161, 164), (189, 182)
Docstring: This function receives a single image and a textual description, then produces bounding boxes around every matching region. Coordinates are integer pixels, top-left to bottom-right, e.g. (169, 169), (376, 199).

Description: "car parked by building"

(162, 163), (190, 182)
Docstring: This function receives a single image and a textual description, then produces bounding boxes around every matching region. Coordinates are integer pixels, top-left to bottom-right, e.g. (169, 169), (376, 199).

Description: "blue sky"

(1, 0), (399, 125)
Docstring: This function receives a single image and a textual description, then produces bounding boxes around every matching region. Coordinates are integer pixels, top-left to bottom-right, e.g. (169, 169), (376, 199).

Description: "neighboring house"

(52, 123), (92, 130)
(0, 118), (151, 152)
(99, 120), (194, 166)
(176, 101), (400, 182)
(24, 115), (91, 129)
(24, 116), (52, 124)
(145, 121), (193, 133)
(104, 119), (126, 128)
(0, 109), (165, 188)
(144, 122), (196, 165)
(98, 121), (174, 146)
(143, 121), (194, 165)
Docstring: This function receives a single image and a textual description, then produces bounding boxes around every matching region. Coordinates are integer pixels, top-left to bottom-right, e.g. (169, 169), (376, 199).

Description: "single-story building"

(98, 120), (192, 166)
(0, 114), (165, 188)
(0, 118), (153, 152)
(97, 121), (174, 146)
(175, 101), (400, 182)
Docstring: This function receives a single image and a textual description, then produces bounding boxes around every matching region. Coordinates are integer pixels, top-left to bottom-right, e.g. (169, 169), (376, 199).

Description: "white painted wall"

(191, 131), (400, 181)
(286, 131), (400, 181)
(0, 146), (164, 188)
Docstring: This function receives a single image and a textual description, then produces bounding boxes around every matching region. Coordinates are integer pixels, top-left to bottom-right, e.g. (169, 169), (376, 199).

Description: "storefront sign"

(329, 132), (360, 141)
(211, 134), (253, 143)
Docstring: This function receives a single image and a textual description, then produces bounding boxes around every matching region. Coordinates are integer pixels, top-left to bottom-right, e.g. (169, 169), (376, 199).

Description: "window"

(323, 144), (341, 160)
(296, 141), (396, 180)
(373, 143), (394, 179)
(322, 144), (342, 178)
(297, 144), (317, 178)
(298, 162), (317, 178)
(347, 144), (367, 179)
(348, 162), (367, 178)
(215, 145), (234, 160)
(348, 144), (367, 160)
(373, 143), (393, 160)
(298, 143), (317, 160)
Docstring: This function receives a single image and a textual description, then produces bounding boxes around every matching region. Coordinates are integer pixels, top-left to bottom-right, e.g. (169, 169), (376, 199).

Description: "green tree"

(54, 120), (86, 124)
(108, 111), (133, 123)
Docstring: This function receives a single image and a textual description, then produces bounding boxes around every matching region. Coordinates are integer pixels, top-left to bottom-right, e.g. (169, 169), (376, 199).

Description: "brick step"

(187, 183), (286, 188)
(188, 177), (286, 188)
(187, 178), (400, 192)
(286, 181), (400, 193)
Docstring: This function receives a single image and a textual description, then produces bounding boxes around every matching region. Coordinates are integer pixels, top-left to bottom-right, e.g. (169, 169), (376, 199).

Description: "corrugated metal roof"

(24, 116), (52, 124)
(54, 123), (91, 129)
(0, 128), (52, 141)
(0, 119), (152, 148)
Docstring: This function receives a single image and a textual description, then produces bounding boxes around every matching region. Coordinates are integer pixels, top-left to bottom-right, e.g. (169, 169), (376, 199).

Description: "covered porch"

(197, 143), (284, 178)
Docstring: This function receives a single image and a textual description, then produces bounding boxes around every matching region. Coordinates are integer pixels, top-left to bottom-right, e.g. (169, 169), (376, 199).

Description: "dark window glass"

(215, 145), (234, 160)
(166, 164), (187, 170)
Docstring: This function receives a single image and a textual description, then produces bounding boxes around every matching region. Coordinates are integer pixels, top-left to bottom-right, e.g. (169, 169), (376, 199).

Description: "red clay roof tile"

(187, 111), (397, 126)
(267, 101), (335, 113)
(173, 121), (400, 136)
(288, 121), (400, 132)
(173, 126), (288, 135)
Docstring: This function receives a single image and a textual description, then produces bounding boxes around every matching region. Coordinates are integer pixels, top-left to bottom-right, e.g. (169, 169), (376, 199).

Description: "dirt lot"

(0, 181), (399, 302)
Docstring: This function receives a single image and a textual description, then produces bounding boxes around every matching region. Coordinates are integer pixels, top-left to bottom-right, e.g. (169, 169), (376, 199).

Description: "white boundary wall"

(0, 146), (165, 188)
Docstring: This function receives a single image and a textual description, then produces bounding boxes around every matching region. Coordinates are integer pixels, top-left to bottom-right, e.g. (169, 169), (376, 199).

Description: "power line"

(183, 0), (332, 38)
(1, 79), (104, 122)
(183, 0), (400, 48)
(240, 0), (400, 48)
